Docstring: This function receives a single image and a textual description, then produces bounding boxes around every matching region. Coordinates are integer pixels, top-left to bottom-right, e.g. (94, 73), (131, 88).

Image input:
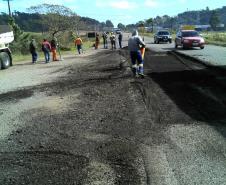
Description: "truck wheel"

(0, 52), (10, 69)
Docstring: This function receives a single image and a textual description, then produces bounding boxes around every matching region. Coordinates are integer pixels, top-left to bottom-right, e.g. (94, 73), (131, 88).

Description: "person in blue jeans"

(128, 30), (146, 78)
(42, 39), (51, 63)
(118, 32), (123, 49)
(29, 39), (38, 64)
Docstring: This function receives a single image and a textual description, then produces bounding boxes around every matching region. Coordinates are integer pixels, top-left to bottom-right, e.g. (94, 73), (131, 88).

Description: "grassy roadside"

(202, 32), (226, 47)
(12, 39), (95, 63)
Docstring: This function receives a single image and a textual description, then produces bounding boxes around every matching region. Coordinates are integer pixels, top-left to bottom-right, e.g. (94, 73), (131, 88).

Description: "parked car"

(154, 30), (172, 44)
(175, 30), (205, 49)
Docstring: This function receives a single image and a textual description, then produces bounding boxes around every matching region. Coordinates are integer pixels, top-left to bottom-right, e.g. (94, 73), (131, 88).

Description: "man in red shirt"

(42, 39), (51, 63)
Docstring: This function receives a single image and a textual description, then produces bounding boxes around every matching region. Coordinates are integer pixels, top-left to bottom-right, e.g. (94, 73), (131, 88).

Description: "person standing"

(50, 38), (58, 61)
(42, 39), (51, 63)
(74, 36), (83, 54)
(95, 34), (100, 49)
(110, 32), (116, 50)
(102, 32), (108, 49)
(118, 32), (123, 49)
(29, 39), (38, 64)
(128, 30), (146, 78)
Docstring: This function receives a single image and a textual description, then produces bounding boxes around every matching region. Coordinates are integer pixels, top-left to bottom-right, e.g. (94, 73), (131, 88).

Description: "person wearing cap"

(29, 38), (38, 64)
(128, 30), (146, 78)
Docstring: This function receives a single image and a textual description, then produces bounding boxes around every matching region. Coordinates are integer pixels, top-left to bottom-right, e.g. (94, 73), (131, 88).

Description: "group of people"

(74, 30), (146, 78)
(29, 30), (145, 78)
(73, 31), (123, 55)
(29, 38), (59, 64)
(102, 32), (123, 50)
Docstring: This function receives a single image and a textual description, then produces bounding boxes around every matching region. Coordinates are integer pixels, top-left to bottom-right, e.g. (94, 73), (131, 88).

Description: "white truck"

(0, 25), (14, 69)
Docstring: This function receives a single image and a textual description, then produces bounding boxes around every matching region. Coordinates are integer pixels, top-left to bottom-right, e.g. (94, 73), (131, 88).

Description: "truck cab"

(0, 25), (14, 69)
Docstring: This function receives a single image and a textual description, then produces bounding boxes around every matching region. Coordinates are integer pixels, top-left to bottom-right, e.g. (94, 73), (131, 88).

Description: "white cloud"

(96, 0), (138, 10)
(144, 0), (158, 7)
(109, 1), (137, 9)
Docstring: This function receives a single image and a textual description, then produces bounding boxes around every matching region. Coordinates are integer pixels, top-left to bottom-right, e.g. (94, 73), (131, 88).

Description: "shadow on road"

(142, 50), (226, 138)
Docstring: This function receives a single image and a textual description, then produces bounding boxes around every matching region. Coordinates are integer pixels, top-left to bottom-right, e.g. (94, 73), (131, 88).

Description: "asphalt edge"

(169, 50), (226, 71)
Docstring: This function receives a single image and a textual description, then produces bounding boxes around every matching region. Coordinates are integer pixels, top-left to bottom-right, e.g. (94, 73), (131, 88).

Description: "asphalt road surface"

(143, 36), (226, 66)
(0, 47), (226, 185)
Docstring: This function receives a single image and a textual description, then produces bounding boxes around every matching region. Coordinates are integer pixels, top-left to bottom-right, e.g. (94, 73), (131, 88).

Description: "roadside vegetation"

(202, 32), (226, 47)
(6, 4), (97, 63)
(12, 31), (95, 63)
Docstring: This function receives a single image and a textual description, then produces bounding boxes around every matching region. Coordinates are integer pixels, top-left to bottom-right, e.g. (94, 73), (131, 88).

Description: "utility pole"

(3, 0), (13, 17)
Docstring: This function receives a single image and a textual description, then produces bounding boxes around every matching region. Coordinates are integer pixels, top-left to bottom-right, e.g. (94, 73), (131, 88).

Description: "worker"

(41, 39), (51, 63)
(110, 32), (116, 50)
(95, 33), (100, 49)
(74, 36), (83, 54)
(118, 32), (123, 49)
(102, 32), (108, 49)
(50, 38), (58, 61)
(128, 30), (146, 78)
(29, 38), (38, 64)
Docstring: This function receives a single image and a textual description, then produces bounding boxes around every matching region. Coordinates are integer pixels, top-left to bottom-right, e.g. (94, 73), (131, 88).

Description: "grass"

(202, 32), (226, 47)
(12, 38), (96, 63)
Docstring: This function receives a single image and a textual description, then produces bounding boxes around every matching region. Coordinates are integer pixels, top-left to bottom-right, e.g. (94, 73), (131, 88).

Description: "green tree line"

(126, 6), (226, 31)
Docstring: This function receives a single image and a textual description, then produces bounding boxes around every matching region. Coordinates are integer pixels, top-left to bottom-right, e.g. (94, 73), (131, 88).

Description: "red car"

(175, 30), (205, 49)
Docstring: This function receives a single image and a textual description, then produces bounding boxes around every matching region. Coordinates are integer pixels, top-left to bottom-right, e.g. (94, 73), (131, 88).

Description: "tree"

(27, 4), (80, 37)
(137, 21), (145, 27)
(106, 20), (114, 28)
(117, 23), (125, 30)
(146, 18), (153, 32)
(209, 10), (220, 31)
(8, 17), (23, 41)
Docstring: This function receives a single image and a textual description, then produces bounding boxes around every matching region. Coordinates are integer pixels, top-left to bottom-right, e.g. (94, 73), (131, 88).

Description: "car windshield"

(182, 31), (199, 37)
(158, 32), (169, 35)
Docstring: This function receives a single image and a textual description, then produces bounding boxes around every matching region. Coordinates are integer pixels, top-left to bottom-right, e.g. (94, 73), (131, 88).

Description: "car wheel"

(175, 43), (178, 48)
(157, 40), (159, 44)
(182, 44), (186, 49)
(200, 46), (204, 49)
(0, 52), (10, 69)
(169, 40), (172, 44)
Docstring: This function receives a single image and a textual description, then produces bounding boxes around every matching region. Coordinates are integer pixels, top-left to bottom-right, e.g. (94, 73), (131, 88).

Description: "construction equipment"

(0, 25), (14, 69)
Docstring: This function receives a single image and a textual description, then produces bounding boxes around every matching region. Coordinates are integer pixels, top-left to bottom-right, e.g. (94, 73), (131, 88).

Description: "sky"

(0, 0), (225, 26)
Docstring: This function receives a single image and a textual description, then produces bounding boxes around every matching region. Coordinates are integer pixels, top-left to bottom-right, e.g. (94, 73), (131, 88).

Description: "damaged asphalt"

(0, 48), (226, 185)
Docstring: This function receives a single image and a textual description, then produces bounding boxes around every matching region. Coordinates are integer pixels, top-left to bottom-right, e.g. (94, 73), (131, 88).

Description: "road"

(143, 36), (226, 66)
(0, 45), (226, 184)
